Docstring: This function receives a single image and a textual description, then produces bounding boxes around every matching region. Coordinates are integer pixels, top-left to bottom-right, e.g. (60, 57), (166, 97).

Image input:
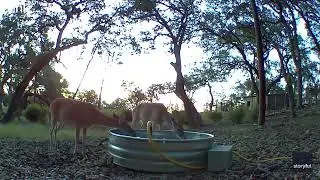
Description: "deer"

(131, 103), (186, 140)
(49, 98), (136, 154)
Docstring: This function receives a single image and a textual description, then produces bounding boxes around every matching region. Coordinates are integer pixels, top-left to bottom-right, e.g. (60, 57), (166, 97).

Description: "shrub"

(243, 106), (259, 123)
(117, 109), (132, 122)
(171, 110), (187, 125)
(23, 103), (48, 124)
(103, 108), (132, 122)
(202, 111), (223, 122)
(227, 106), (245, 124)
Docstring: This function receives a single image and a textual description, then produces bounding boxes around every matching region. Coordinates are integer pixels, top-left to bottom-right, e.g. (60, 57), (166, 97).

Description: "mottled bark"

(207, 83), (214, 112)
(275, 46), (296, 117)
(171, 47), (202, 128)
(293, 4), (320, 57)
(251, 0), (266, 125)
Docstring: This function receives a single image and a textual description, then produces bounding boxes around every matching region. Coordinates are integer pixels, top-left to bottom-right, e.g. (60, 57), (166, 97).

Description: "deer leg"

(49, 121), (55, 151)
(130, 119), (136, 128)
(139, 120), (144, 129)
(51, 121), (59, 151)
(55, 123), (64, 150)
(54, 123), (60, 151)
(152, 122), (157, 131)
(74, 127), (80, 154)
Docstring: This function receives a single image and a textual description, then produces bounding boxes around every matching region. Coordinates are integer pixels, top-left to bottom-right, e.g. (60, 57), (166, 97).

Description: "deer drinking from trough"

(131, 103), (186, 140)
(49, 98), (136, 154)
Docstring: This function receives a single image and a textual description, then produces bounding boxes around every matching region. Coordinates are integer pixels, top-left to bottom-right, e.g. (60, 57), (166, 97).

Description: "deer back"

(132, 103), (171, 128)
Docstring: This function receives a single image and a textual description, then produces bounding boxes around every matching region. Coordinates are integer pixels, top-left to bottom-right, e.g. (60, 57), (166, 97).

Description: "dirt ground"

(0, 106), (320, 179)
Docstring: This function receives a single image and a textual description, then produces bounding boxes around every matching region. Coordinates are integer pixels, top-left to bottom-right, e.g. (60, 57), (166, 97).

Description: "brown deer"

(49, 98), (135, 154)
(131, 103), (186, 140)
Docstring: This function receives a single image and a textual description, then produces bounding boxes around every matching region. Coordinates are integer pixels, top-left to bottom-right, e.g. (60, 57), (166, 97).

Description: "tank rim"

(108, 128), (214, 142)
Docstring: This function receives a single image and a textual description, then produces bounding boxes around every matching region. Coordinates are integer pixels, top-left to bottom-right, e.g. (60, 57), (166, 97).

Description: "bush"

(227, 106), (245, 124)
(103, 108), (132, 122)
(171, 110), (187, 125)
(243, 106), (259, 123)
(202, 111), (223, 122)
(117, 109), (132, 122)
(23, 103), (48, 124)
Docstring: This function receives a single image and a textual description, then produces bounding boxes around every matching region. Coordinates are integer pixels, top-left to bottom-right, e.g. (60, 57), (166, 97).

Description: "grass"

(0, 122), (108, 141)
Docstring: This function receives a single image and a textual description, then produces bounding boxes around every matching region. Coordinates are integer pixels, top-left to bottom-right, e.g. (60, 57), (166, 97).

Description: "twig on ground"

(97, 137), (108, 146)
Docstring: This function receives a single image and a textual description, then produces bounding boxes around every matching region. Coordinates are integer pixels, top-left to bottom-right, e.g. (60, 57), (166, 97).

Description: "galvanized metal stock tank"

(107, 129), (215, 172)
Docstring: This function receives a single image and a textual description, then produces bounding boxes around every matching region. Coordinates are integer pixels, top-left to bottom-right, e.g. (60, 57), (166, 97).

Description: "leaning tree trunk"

(98, 75), (105, 110)
(251, 0), (266, 126)
(277, 2), (303, 110)
(295, 6), (320, 56)
(170, 48), (202, 128)
(289, 36), (303, 109)
(0, 42), (85, 123)
(276, 46), (296, 117)
(207, 83), (214, 112)
(288, 5), (303, 109)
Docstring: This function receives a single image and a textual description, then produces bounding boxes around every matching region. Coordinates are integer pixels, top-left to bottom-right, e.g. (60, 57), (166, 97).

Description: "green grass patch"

(0, 123), (50, 140)
(0, 122), (107, 141)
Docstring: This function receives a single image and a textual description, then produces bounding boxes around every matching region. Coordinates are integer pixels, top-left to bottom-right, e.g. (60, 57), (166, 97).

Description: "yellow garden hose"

(232, 151), (291, 163)
(146, 121), (294, 170)
(146, 121), (206, 170)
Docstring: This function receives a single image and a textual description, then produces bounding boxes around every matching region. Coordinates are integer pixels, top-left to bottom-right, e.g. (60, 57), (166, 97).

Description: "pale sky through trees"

(7, 0), (314, 111)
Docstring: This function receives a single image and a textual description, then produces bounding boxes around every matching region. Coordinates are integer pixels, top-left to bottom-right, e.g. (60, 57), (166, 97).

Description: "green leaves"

(76, 90), (99, 105)
(117, 0), (203, 53)
(0, 9), (41, 92)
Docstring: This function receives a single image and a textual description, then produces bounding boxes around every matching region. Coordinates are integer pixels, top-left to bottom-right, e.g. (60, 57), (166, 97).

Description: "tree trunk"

(276, 46), (296, 117)
(248, 68), (259, 108)
(294, 5), (320, 56)
(288, 5), (303, 109)
(207, 83), (214, 112)
(0, 73), (11, 112)
(291, 30), (303, 109)
(277, 2), (303, 110)
(286, 74), (296, 117)
(251, 0), (266, 126)
(0, 86), (5, 113)
(295, 65), (303, 108)
(1, 68), (44, 123)
(303, 17), (320, 57)
(0, 42), (85, 123)
(98, 78), (104, 110)
(289, 39), (303, 109)
(171, 47), (202, 128)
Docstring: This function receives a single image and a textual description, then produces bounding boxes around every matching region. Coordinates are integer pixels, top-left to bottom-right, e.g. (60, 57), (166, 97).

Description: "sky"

(0, 0), (248, 112)
(1, 0), (313, 112)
